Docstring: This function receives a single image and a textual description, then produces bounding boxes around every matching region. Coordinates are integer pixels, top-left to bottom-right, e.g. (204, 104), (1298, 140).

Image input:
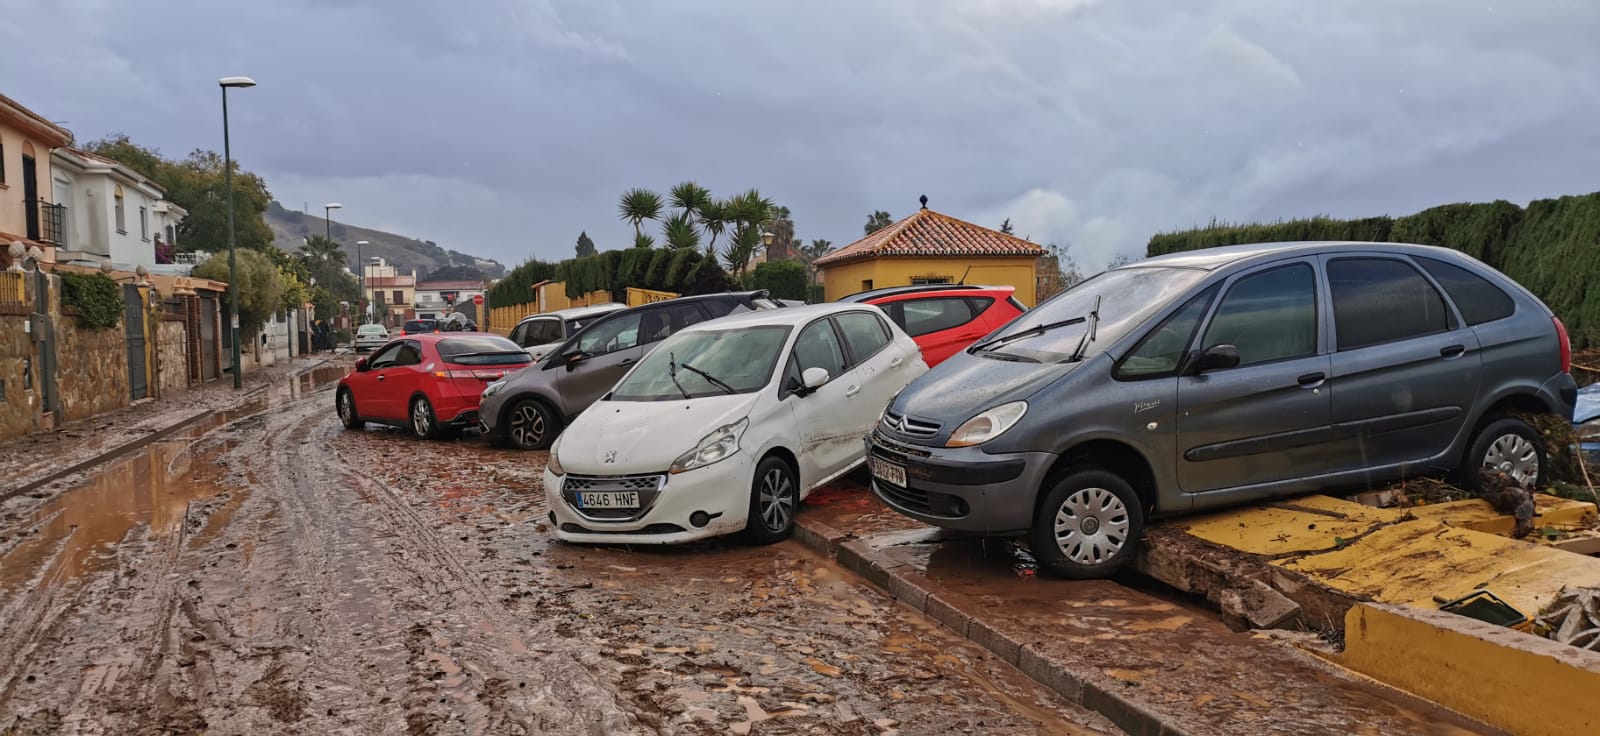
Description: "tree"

(797, 239), (833, 266)
(194, 249), (284, 337)
(85, 134), (274, 252)
(722, 189), (774, 276)
(1000, 218), (1015, 235)
(662, 212), (700, 250)
(300, 234), (343, 264)
(751, 261), (808, 301)
(722, 226), (762, 276)
(764, 205), (796, 261)
(1036, 243), (1084, 301)
(698, 199), (728, 255)
(864, 210), (893, 235)
(618, 188), (664, 239)
(1107, 253), (1134, 268)
(669, 181), (712, 221)
(575, 231), (597, 258)
(422, 263), (485, 281)
(633, 233), (657, 249)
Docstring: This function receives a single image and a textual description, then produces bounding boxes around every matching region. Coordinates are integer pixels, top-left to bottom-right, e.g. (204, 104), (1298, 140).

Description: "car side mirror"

(561, 348), (586, 369)
(355, 357), (370, 373)
(1189, 344), (1240, 374)
(801, 367), (830, 391)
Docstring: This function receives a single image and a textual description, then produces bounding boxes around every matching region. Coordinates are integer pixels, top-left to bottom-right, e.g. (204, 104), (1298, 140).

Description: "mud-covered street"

(0, 366), (1120, 735)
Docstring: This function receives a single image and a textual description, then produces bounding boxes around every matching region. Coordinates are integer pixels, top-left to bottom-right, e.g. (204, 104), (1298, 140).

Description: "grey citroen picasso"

(868, 242), (1577, 578)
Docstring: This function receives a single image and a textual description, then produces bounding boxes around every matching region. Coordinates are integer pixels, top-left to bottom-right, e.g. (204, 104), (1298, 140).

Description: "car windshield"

(403, 320), (437, 332)
(436, 336), (533, 366)
(358, 325), (386, 335)
(610, 325), (792, 401)
(976, 266), (1209, 363)
(566, 314), (608, 334)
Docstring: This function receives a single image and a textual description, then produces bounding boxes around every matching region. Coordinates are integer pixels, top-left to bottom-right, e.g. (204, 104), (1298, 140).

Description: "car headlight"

(483, 380), (506, 398)
(1578, 419), (1600, 443)
(548, 432), (565, 476)
(946, 401), (1029, 448)
(671, 418), (749, 474)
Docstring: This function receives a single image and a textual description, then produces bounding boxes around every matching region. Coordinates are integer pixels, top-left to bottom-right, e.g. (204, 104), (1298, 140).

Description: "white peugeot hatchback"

(544, 303), (928, 544)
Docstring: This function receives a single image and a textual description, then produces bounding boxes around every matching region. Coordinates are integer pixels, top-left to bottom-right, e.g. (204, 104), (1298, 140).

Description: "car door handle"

(1297, 372), (1326, 388)
(889, 357), (904, 368)
(618, 358), (637, 367)
(376, 374), (386, 381)
(1440, 345), (1466, 359)
(845, 385), (861, 398)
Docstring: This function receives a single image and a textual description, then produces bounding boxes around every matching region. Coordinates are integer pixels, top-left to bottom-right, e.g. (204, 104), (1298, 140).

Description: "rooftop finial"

(919, 194), (928, 210)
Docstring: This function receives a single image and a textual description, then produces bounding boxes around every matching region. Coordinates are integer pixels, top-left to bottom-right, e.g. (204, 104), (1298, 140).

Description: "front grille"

(561, 522), (686, 536)
(871, 429), (932, 459)
(880, 409), (940, 439)
(561, 473), (666, 521)
(874, 479), (932, 514)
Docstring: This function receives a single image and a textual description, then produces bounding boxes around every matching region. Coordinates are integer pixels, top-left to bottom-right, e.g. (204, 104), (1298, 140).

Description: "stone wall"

(0, 315), (38, 441)
(55, 313), (131, 423)
(156, 320), (189, 397)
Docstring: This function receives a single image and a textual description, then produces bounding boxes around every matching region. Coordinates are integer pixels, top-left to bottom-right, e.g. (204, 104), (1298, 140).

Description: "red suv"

(840, 284), (1026, 366)
(337, 333), (531, 440)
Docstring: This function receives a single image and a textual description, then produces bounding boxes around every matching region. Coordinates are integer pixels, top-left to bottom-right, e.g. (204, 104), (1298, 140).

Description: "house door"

(200, 296), (219, 381)
(33, 268), (57, 415)
(21, 155), (39, 241)
(123, 285), (149, 400)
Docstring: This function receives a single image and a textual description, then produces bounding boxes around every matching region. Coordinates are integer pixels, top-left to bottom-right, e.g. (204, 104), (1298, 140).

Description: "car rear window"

(358, 325), (386, 335)
(1414, 256), (1516, 326)
(437, 336), (533, 366)
(403, 320), (437, 332)
(1328, 258), (1452, 350)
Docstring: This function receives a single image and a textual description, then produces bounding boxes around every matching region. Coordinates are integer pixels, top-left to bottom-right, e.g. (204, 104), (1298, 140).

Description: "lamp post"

(219, 75), (255, 389)
(323, 202), (342, 242)
(356, 240), (370, 322)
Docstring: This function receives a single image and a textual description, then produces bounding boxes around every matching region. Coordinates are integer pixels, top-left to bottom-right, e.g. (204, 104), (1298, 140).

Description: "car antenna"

(956, 265), (972, 286)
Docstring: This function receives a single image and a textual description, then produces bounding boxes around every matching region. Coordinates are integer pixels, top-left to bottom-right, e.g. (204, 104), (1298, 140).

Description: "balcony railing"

(172, 252), (202, 265)
(25, 199), (66, 247)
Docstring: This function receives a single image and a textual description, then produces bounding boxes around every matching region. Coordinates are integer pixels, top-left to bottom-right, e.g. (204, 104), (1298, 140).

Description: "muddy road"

(0, 371), (1118, 735)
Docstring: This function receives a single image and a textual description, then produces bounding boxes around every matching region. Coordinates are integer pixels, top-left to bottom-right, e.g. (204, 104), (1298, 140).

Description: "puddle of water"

(0, 436), (230, 592)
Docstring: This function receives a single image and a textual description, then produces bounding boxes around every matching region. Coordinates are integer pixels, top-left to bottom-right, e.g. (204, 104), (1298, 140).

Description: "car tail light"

(1555, 317), (1572, 374)
(434, 369), (509, 380)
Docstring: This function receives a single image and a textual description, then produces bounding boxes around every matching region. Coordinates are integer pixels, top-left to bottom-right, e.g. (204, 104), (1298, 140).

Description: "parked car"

(353, 323), (391, 353)
(441, 313), (478, 332)
(508, 303), (628, 362)
(544, 303), (928, 544)
(869, 242), (1577, 579)
(480, 291), (782, 450)
(400, 319), (440, 336)
(839, 284), (1026, 366)
(337, 334), (532, 439)
(1574, 384), (1600, 466)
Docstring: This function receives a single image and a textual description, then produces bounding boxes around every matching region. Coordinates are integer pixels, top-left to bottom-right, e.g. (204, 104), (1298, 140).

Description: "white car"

(508, 303), (627, 362)
(353, 323), (391, 353)
(543, 303), (929, 544)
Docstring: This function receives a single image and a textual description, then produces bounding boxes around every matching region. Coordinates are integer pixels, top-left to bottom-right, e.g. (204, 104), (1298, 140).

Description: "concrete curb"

(794, 515), (1193, 736)
(4, 359), (331, 503)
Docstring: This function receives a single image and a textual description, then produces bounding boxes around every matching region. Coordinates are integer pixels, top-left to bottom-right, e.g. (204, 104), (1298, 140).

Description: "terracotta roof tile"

(813, 208), (1044, 267)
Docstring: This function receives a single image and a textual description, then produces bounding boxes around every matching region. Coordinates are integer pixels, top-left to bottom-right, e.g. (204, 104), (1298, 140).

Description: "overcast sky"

(4, 0), (1598, 270)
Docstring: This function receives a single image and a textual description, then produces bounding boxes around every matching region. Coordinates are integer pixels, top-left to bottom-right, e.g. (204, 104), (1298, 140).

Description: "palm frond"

(663, 212), (701, 250)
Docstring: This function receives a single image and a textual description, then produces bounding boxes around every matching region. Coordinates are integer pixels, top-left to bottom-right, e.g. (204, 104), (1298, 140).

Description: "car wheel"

(506, 399), (558, 451)
(1029, 469), (1144, 579)
(337, 389), (364, 430)
(1464, 417), (1545, 491)
(744, 456), (798, 545)
(410, 396), (442, 440)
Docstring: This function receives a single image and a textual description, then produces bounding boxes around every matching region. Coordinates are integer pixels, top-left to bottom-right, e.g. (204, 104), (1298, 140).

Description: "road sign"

(472, 294), (484, 306)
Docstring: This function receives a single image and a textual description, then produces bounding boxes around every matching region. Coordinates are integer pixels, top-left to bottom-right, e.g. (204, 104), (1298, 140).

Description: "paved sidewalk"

(794, 484), (1502, 736)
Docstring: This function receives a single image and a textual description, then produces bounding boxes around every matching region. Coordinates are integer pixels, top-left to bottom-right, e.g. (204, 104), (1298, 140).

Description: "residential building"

(363, 257), (416, 325)
(813, 203), (1044, 305)
(0, 92), (73, 263)
(414, 278), (485, 321)
(50, 147), (187, 271)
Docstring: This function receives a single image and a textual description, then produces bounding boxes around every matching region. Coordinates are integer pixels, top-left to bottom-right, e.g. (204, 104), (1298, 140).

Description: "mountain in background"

(265, 201), (507, 280)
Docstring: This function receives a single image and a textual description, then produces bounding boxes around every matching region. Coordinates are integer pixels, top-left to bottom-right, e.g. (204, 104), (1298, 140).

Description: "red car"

(336, 333), (531, 440)
(840, 284), (1027, 366)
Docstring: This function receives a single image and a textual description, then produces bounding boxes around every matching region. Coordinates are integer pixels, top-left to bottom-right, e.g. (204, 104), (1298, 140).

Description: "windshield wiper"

(679, 361), (736, 394)
(970, 315), (1087, 354)
(1067, 295), (1103, 363)
(667, 352), (692, 399)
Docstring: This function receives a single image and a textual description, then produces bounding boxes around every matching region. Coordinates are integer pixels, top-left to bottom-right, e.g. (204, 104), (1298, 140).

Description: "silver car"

(870, 242), (1578, 578)
(506, 303), (627, 362)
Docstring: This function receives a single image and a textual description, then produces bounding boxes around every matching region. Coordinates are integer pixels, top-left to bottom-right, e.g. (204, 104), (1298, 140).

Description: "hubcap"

(339, 394), (352, 423)
(1053, 487), (1130, 565)
(413, 401), (430, 435)
(758, 468), (795, 532)
(509, 404), (545, 448)
(1483, 433), (1539, 487)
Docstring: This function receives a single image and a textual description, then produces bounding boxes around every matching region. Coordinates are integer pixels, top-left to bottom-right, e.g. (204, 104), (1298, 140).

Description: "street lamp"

(323, 202), (342, 241)
(219, 75), (255, 389)
(356, 240), (370, 322)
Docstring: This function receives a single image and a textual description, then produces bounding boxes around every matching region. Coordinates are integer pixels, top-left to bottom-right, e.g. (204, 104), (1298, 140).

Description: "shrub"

(751, 261), (808, 301)
(57, 272), (124, 329)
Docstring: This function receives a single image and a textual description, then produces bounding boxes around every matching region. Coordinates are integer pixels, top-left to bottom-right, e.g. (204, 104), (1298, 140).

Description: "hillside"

(264, 201), (506, 280)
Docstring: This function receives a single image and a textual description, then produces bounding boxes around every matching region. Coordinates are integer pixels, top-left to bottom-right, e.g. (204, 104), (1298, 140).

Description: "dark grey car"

(479, 291), (781, 449)
(868, 242), (1578, 578)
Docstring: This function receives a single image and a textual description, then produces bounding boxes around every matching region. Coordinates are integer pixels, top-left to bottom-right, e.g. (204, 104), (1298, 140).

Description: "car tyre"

(744, 456), (798, 545)
(410, 396), (443, 441)
(506, 398), (558, 451)
(337, 389), (364, 430)
(1029, 469), (1144, 579)
(1463, 417), (1545, 491)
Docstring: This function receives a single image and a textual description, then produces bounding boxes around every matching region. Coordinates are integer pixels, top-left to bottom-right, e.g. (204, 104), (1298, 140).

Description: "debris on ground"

(1534, 587), (1600, 650)
(1477, 470), (1537, 539)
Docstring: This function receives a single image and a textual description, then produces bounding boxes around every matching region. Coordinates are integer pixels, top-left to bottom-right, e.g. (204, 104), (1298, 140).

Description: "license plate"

(869, 457), (906, 487)
(574, 491), (640, 509)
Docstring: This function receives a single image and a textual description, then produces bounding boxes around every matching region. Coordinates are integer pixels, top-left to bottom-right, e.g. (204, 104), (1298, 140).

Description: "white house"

(413, 278), (485, 321)
(49, 147), (186, 272)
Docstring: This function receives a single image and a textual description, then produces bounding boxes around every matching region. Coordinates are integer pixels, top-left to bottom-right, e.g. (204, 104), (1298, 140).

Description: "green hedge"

(751, 261), (809, 301)
(487, 259), (558, 306)
(555, 248), (732, 299)
(58, 272), (124, 329)
(1145, 193), (1600, 347)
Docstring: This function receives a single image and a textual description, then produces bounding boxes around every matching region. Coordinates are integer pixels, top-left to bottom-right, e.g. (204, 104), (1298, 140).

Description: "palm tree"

(727, 189), (775, 230)
(798, 239), (833, 264)
(618, 188), (664, 239)
(663, 212), (700, 250)
(722, 225), (762, 276)
(633, 233), (657, 249)
(864, 210), (893, 235)
(698, 199), (728, 255)
(669, 181), (712, 221)
(300, 234), (343, 263)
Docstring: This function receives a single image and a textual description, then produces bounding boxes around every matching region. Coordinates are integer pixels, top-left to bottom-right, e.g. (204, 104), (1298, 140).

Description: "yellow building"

(814, 205), (1044, 305)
